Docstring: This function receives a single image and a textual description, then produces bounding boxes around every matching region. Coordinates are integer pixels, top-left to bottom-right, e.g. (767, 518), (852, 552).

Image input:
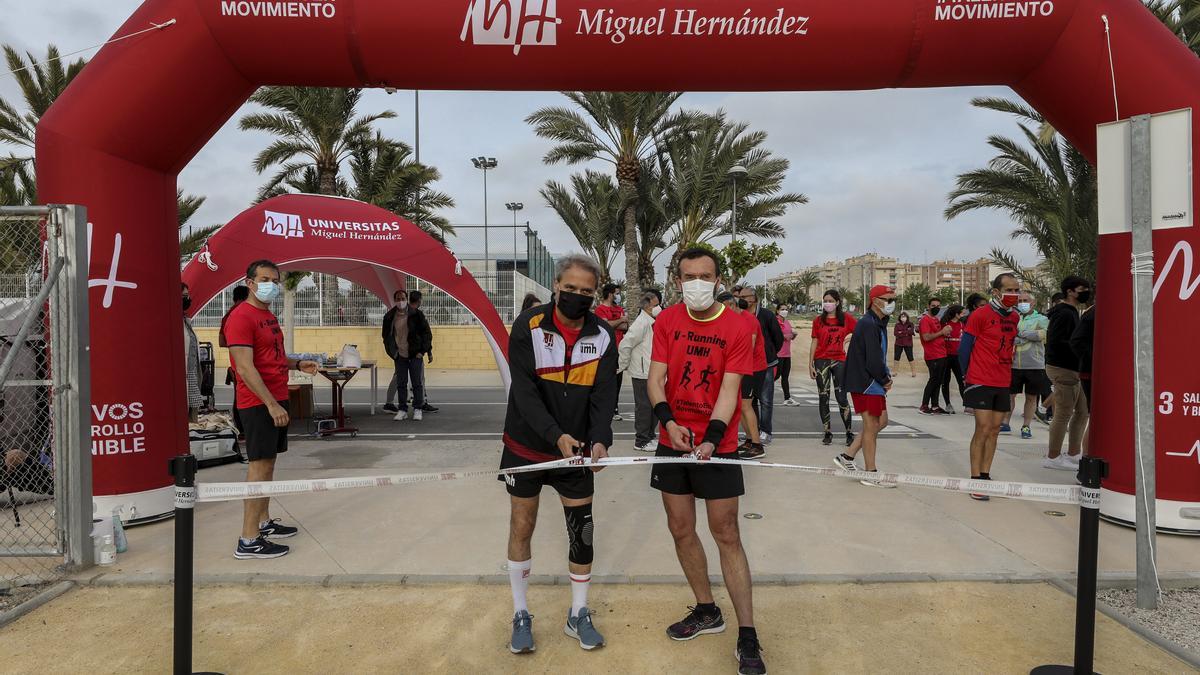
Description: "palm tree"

(796, 271), (822, 301)
(659, 112), (807, 288)
(945, 97), (1098, 287)
(241, 86), (396, 324)
(349, 132), (455, 239)
(526, 92), (698, 306)
(1148, 0), (1200, 56)
(541, 170), (623, 283)
(177, 189), (221, 257)
(0, 44), (87, 205)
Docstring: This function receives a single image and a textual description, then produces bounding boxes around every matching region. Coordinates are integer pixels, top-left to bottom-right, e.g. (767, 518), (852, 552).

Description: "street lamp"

(506, 202), (524, 273)
(471, 156), (498, 288)
(728, 165), (748, 243)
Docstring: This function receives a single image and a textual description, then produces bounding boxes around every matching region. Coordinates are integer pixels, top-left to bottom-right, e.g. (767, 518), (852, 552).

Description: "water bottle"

(98, 535), (116, 566)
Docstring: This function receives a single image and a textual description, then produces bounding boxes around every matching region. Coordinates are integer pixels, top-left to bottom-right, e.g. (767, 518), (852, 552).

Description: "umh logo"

(262, 210), (304, 239)
(460, 0), (560, 55)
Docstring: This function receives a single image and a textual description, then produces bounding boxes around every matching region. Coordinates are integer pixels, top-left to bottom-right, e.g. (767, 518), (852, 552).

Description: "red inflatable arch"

(37, 0), (1200, 524)
(179, 192), (510, 377)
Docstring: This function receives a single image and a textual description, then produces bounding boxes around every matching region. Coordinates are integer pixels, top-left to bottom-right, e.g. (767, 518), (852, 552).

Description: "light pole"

(472, 156), (498, 289)
(506, 202), (523, 274)
(728, 165), (748, 243)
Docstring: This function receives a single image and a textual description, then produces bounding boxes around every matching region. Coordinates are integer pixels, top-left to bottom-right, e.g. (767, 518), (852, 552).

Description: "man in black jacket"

(1044, 275), (1090, 469)
(735, 286), (784, 444)
(500, 254), (618, 655)
(834, 285), (897, 488)
(382, 289), (433, 421)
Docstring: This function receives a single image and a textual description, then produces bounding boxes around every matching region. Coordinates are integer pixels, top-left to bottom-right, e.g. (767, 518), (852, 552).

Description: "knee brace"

(563, 503), (594, 565)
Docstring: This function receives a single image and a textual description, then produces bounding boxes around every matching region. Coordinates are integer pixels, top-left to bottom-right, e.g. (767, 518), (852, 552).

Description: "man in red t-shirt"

(918, 298), (952, 414)
(648, 248), (766, 674)
(958, 273), (1022, 500)
(594, 283), (630, 421)
(224, 259), (318, 559)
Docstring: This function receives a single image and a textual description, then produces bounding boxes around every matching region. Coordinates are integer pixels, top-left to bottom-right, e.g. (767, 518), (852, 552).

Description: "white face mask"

(881, 300), (896, 315)
(681, 279), (716, 312)
(779, 310), (789, 318)
(822, 302), (837, 314)
(650, 305), (662, 317)
(396, 300), (407, 309)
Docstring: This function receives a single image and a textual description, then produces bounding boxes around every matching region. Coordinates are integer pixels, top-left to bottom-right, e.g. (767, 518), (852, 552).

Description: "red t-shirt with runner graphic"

(810, 314), (857, 361)
(919, 313), (947, 359)
(737, 309), (768, 372)
(964, 303), (1020, 387)
(652, 304), (753, 455)
(223, 302), (289, 408)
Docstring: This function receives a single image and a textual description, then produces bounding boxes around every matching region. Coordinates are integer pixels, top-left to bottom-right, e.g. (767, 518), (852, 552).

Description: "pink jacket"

(777, 315), (795, 358)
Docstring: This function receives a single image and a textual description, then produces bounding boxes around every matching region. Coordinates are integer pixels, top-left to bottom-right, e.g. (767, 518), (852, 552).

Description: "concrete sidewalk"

(3, 582), (1192, 673)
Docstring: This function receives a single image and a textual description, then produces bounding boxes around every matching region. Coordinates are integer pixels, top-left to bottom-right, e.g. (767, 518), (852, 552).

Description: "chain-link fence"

(0, 205), (92, 605)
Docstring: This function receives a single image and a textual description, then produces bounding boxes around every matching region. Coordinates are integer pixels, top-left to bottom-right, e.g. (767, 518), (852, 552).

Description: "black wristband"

(653, 402), (675, 426)
(702, 419), (728, 447)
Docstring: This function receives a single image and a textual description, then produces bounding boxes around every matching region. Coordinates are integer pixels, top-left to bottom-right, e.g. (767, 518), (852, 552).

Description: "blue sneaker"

(509, 610), (535, 654)
(259, 519), (298, 539)
(1021, 425), (1032, 439)
(234, 537), (289, 559)
(999, 423), (1012, 433)
(564, 606), (605, 650)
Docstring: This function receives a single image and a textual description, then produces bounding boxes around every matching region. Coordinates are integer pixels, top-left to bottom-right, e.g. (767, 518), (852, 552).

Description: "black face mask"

(182, 296), (192, 312)
(556, 290), (591, 321)
(737, 299), (750, 310)
(1076, 291), (1092, 304)
(928, 306), (939, 315)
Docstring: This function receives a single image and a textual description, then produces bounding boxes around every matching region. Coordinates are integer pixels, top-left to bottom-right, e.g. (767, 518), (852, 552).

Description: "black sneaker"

(666, 605), (726, 641)
(738, 444), (766, 461)
(845, 431), (855, 447)
(736, 636), (767, 675)
(259, 519), (298, 539)
(918, 405), (933, 415)
(419, 403), (439, 413)
(382, 403), (399, 413)
(234, 537), (289, 559)
(821, 431), (833, 446)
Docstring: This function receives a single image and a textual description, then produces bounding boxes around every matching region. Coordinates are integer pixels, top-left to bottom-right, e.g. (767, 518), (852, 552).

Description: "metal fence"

(0, 205), (92, 597)
(193, 270), (552, 328)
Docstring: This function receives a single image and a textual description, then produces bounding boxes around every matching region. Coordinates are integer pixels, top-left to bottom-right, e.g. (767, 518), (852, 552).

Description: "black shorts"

(962, 384), (1011, 412)
(240, 400), (289, 461)
(650, 446), (744, 500)
(498, 448), (594, 500)
(741, 369), (766, 399)
(1010, 369), (1050, 396)
(894, 345), (913, 362)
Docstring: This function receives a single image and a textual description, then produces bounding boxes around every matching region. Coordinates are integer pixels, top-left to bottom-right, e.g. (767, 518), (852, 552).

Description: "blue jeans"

(756, 362), (775, 434)
(388, 355), (425, 410)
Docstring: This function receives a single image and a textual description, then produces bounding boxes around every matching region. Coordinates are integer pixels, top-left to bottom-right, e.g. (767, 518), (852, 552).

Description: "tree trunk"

(619, 181), (640, 314)
(664, 246), (685, 304)
(318, 170), (340, 325)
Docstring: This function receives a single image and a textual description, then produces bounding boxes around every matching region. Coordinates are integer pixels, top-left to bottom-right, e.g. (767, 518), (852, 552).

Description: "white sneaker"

(1042, 455), (1076, 471)
(613, 413), (624, 421)
(781, 398), (796, 406)
(1063, 453), (1081, 465)
(393, 409), (409, 421)
(633, 439), (658, 453)
(412, 408), (423, 421)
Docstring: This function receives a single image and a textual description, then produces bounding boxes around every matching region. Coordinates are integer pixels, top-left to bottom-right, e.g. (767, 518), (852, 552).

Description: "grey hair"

(554, 253), (602, 286)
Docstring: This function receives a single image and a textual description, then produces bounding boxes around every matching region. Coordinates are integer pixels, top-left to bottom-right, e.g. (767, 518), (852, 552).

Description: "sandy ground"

(1, 582), (1193, 674)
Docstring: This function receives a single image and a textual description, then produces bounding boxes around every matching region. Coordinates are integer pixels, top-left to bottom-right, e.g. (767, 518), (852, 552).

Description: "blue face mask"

(1017, 302), (1032, 314)
(253, 280), (280, 303)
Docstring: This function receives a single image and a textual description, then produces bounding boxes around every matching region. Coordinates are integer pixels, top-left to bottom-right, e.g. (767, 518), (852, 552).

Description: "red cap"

(868, 285), (894, 302)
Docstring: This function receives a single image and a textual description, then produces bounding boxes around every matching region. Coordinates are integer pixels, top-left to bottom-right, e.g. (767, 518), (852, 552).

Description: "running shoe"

(258, 519), (298, 539)
(969, 492), (990, 501)
(234, 537), (289, 559)
(510, 610), (535, 654)
(634, 439), (659, 453)
(931, 407), (949, 415)
(392, 408), (409, 421)
(781, 398), (797, 406)
(564, 607), (605, 650)
(738, 444), (766, 461)
(760, 433), (772, 446)
(999, 423), (1012, 433)
(821, 431), (833, 446)
(859, 470), (897, 488)
(845, 431), (855, 447)
(419, 403), (439, 413)
(1064, 453), (1081, 465)
(942, 403), (957, 414)
(918, 405), (933, 415)
(412, 408), (423, 421)
(736, 635), (767, 675)
(1035, 407), (1051, 425)
(382, 403), (399, 413)
(666, 605), (726, 641)
(1042, 455), (1076, 471)
(833, 453), (858, 472)
(1021, 425), (1032, 439)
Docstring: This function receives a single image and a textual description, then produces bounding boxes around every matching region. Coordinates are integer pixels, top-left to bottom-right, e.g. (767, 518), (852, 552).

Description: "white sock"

(570, 573), (590, 615)
(509, 559), (531, 613)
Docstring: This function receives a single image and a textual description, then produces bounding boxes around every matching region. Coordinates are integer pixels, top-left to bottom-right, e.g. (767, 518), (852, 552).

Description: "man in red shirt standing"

(224, 260), (319, 559)
(958, 273), (1022, 501)
(648, 248), (766, 675)
(594, 283), (630, 421)
(918, 298), (952, 415)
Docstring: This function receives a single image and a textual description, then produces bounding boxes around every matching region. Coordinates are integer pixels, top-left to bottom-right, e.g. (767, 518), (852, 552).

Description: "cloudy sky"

(1, 0), (1039, 284)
